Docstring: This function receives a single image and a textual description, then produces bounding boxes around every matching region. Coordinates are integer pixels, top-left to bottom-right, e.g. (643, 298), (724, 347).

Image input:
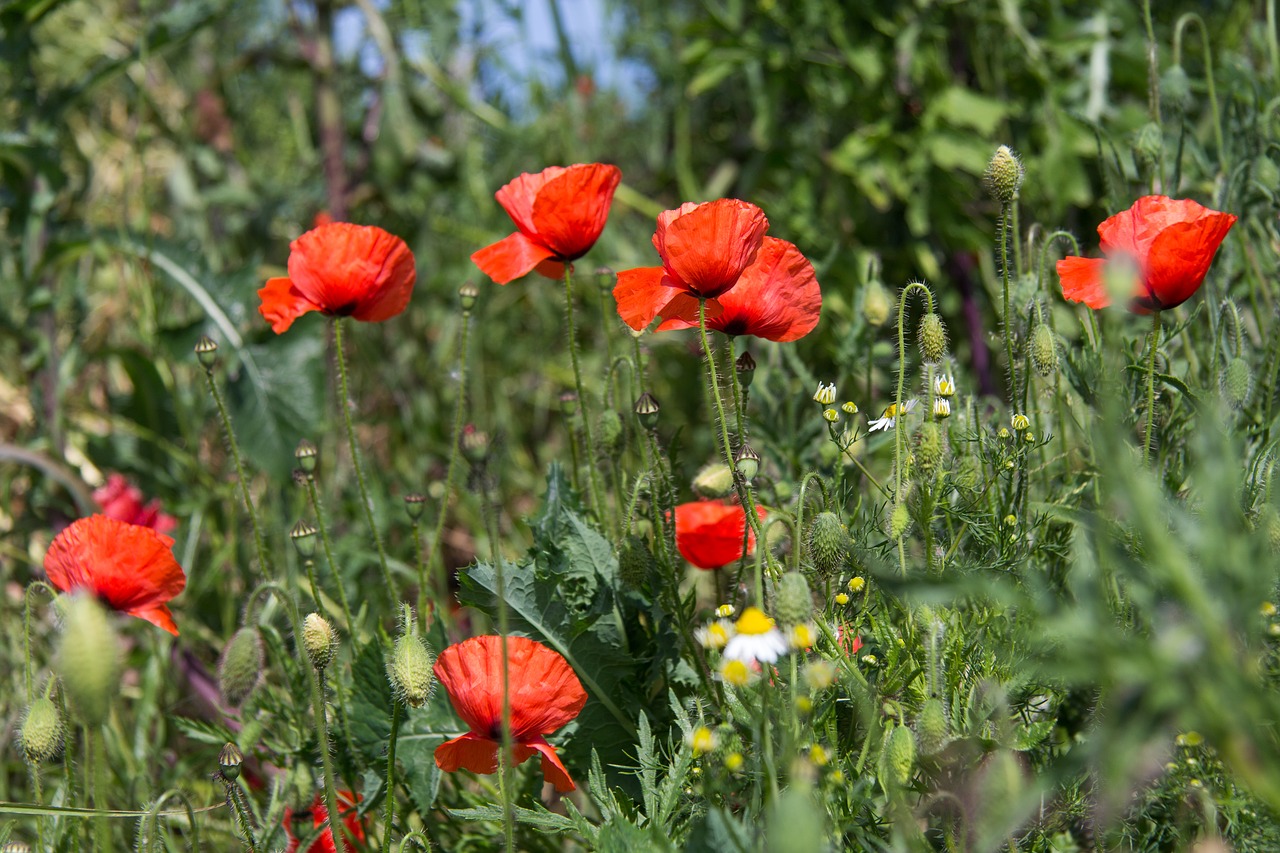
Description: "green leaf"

(684, 807), (752, 853)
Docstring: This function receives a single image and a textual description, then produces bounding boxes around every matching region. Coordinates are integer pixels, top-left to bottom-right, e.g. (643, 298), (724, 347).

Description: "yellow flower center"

(735, 606), (775, 635)
(721, 659), (752, 686)
(690, 726), (716, 754)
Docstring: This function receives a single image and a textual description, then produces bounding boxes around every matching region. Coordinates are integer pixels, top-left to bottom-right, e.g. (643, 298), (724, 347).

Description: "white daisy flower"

(933, 398), (951, 419)
(935, 374), (956, 398)
(723, 607), (789, 664)
(695, 619), (734, 650)
(812, 382), (837, 405)
(867, 399), (917, 432)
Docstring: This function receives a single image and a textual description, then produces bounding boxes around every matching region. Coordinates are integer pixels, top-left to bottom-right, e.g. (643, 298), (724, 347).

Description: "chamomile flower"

(688, 726), (718, 754)
(935, 374), (956, 398)
(719, 659), (758, 686)
(723, 607), (788, 664)
(933, 398), (951, 419)
(715, 603), (736, 618)
(1011, 413), (1030, 431)
(789, 623), (818, 651)
(695, 620), (734, 650)
(841, 401), (858, 414)
(813, 382), (837, 405)
(867, 399), (917, 432)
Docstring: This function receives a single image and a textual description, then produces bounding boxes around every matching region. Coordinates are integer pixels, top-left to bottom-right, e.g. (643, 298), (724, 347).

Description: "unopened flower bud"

(863, 279), (892, 327)
(594, 267), (616, 292)
(983, 145), (1024, 203)
(558, 392), (578, 416)
(303, 612), (337, 672)
(1222, 357), (1253, 409)
(218, 627), (265, 708)
(881, 723), (917, 786)
(1134, 122), (1163, 167)
(1161, 64), (1193, 112)
(461, 425), (489, 464)
(1030, 323), (1059, 377)
(919, 312), (947, 365)
(218, 742), (244, 781)
(458, 281), (479, 313)
(735, 351), (757, 388)
(403, 492), (427, 520)
(734, 443), (761, 482)
(388, 630), (435, 708)
(1011, 413), (1030, 432)
(888, 502), (911, 540)
(634, 392), (660, 430)
(195, 335), (219, 369)
(933, 399), (951, 419)
(57, 594), (122, 725)
(597, 409), (623, 450)
(290, 520), (318, 559)
(822, 408), (839, 423)
(693, 463), (735, 499)
(812, 382), (837, 405)
(618, 536), (657, 589)
(21, 696), (64, 764)
(915, 422), (945, 475)
(775, 572), (813, 625)
(808, 511), (848, 575)
(294, 439), (318, 474)
(916, 698), (949, 756)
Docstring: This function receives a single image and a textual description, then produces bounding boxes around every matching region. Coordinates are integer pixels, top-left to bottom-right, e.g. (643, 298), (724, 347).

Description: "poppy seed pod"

(594, 266), (616, 292)
(1222, 357), (1253, 410)
(862, 279), (892, 327)
(294, 439), (318, 474)
(774, 573), (813, 625)
(303, 612), (338, 672)
(734, 443), (761, 483)
(290, 520), (318, 559)
(403, 492), (427, 520)
(1030, 323), (1059, 377)
(458, 281), (479, 313)
(21, 696), (64, 764)
(735, 350), (757, 388)
(693, 463), (736, 499)
(218, 627), (265, 708)
(634, 392), (660, 430)
(388, 631), (435, 708)
(983, 145), (1024, 203)
(57, 594), (122, 726)
(881, 724), (917, 786)
(919, 313), (947, 365)
(195, 335), (219, 369)
(808, 511), (849, 575)
(460, 426), (490, 465)
(218, 742), (244, 781)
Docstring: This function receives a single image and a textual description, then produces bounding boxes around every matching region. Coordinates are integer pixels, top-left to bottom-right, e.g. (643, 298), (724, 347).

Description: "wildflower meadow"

(6, 0), (1280, 850)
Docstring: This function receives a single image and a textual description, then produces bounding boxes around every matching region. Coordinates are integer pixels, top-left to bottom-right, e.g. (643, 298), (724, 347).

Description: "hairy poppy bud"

(734, 443), (761, 483)
(862, 279), (892, 328)
(634, 392), (660, 431)
(1161, 64), (1193, 112)
(303, 613), (337, 672)
(881, 724), (917, 786)
(219, 627), (265, 708)
(618, 536), (657, 589)
(774, 573), (813, 625)
(1030, 323), (1059, 377)
(916, 698), (949, 756)
(808, 511), (848, 575)
(919, 312), (947, 365)
(983, 145), (1024, 203)
(218, 742), (244, 781)
(888, 502), (911, 541)
(388, 630), (435, 708)
(195, 335), (219, 369)
(915, 422), (945, 475)
(21, 696), (64, 764)
(735, 351), (757, 389)
(57, 594), (122, 726)
(1134, 122), (1163, 167)
(294, 439), (318, 474)
(1222, 357), (1253, 410)
(458, 281), (479, 313)
(290, 520), (318, 559)
(461, 425), (489, 464)
(693, 463), (735, 499)
(403, 492), (427, 520)
(597, 409), (623, 450)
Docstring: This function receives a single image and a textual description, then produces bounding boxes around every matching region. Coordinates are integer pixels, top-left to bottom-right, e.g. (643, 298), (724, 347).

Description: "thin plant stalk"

(304, 476), (356, 634)
(482, 481), (515, 853)
(332, 317), (395, 597)
(1173, 13), (1226, 175)
(202, 365), (271, 576)
(998, 201), (1018, 400)
(223, 778), (260, 853)
(563, 265), (607, 524)
(383, 698), (402, 851)
(1143, 311), (1163, 465)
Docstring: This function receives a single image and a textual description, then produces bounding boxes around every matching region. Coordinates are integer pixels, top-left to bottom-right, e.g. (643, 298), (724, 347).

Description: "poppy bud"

(294, 439), (318, 474)
(808, 511), (849, 575)
(916, 698), (949, 756)
(403, 492), (427, 520)
(597, 409), (623, 450)
(863, 279), (892, 328)
(888, 502), (911, 540)
(460, 425), (489, 464)
(218, 742), (244, 781)
(57, 593), (122, 726)
(983, 145), (1024, 203)
(290, 520), (318, 559)
(558, 392), (578, 417)
(218, 627), (265, 708)
(734, 443), (761, 483)
(618, 536), (657, 589)
(594, 266), (616, 293)
(194, 335), (219, 369)
(634, 392), (660, 430)
(774, 573), (813, 625)
(1221, 357), (1253, 410)
(1030, 323), (1059, 377)
(693, 463), (735, 499)
(303, 612), (337, 672)
(388, 629), (435, 708)
(735, 351), (757, 389)
(458, 281), (479, 313)
(880, 723), (917, 786)
(1161, 64), (1193, 112)
(919, 312), (947, 365)
(915, 422), (945, 475)
(1134, 122), (1163, 167)
(21, 696), (64, 764)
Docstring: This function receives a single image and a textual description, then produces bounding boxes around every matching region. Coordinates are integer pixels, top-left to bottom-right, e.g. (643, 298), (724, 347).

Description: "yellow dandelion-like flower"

(688, 726), (717, 754)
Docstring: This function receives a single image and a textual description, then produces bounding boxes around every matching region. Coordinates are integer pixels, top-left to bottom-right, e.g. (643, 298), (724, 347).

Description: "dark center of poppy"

(326, 301), (360, 317)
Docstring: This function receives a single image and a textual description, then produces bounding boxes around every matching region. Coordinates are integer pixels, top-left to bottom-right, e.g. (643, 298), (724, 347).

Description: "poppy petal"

(535, 258), (567, 280)
(527, 736), (576, 792)
(472, 232), (556, 285)
(131, 604), (179, 636)
(673, 501), (767, 570)
(614, 267), (679, 330)
(1057, 256), (1110, 309)
(530, 163), (622, 260)
(284, 223), (416, 323)
(1142, 211), (1237, 310)
(658, 199), (768, 298)
(495, 167), (566, 239)
(435, 732), (500, 775)
(258, 277), (320, 334)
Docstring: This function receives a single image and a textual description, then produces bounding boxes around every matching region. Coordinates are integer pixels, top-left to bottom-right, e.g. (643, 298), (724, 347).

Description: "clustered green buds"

(21, 695), (64, 764)
(57, 594), (122, 726)
(1030, 323), (1059, 378)
(774, 573), (813, 625)
(303, 612), (338, 672)
(918, 312), (947, 365)
(388, 615), (435, 708)
(1221, 357), (1253, 410)
(219, 626), (265, 708)
(983, 145), (1024, 203)
(693, 463), (735, 499)
(808, 511), (849, 575)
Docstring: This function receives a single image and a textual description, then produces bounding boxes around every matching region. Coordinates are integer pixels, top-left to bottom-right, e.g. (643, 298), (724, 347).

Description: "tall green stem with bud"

(563, 266), (607, 525)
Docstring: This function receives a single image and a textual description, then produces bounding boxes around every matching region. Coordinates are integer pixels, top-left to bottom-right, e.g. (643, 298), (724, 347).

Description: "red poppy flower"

(94, 474), (177, 535)
(44, 515), (186, 635)
(1057, 195), (1237, 313)
(674, 500), (767, 570)
(836, 623), (864, 657)
(258, 222), (416, 334)
(471, 163), (622, 284)
(638, 237), (821, 341)
(434, 635), (587, 792)
(614, 199), (770, 331)
(284, 790), (364, 853)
